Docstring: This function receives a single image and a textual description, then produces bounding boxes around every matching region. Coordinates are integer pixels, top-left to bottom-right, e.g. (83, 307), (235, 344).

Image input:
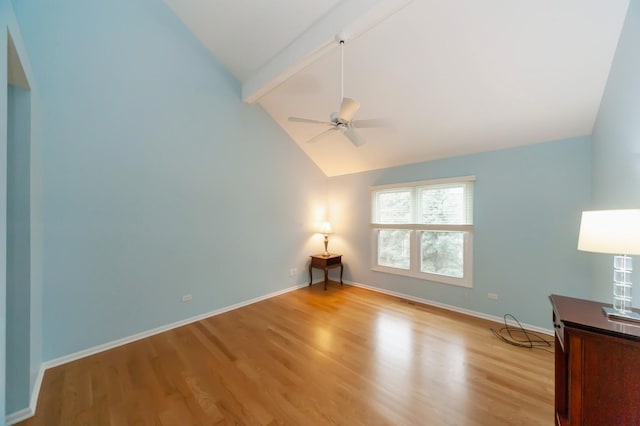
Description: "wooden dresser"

(549, 294), (640, 426)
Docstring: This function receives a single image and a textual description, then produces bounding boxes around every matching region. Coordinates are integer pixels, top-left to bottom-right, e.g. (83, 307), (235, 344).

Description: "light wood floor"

(18, 283), (555, 425)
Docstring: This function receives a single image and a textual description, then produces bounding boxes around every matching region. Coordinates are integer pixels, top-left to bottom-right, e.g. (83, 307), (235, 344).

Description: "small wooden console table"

(309, 254), (343, 291)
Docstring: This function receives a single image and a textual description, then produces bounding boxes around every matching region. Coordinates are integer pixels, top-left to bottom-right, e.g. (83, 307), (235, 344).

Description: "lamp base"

(602, 306), (640, 323)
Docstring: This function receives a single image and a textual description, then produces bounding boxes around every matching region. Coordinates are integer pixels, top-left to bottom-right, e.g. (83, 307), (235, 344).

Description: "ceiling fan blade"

(288, 116), (333, 125)
(351, 118), (390, 128)
(306, 127), (339, 144)
(344, 127), (367, 147)
(338, 97), (360, 122)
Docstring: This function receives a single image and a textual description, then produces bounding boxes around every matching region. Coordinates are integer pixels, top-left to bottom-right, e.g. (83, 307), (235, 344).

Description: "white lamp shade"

(320, 221), (332, 235)
(578, 209), (640, 255)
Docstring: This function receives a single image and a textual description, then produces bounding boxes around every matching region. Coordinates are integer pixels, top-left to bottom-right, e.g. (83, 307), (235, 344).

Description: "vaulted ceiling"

(165, 0), (629, 176)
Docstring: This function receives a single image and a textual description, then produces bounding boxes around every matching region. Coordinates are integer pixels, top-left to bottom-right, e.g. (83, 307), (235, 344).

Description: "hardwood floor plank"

(18, 284), (554, 425)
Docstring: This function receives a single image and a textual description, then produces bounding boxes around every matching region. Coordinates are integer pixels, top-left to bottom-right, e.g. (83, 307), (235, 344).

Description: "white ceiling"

(166, 0), (629, 177)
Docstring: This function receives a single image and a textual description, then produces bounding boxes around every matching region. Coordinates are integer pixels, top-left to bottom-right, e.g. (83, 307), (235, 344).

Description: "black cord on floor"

(490, 313), (554, 353)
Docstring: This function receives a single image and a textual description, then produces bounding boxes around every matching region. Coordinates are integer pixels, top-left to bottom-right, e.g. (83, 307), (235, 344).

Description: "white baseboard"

(6, 282), (308, 423)
(43, 282), (308, 369)
(345, 280), (554, 336)
(5, 364), (45, 425)
(5, 407), (32, 426)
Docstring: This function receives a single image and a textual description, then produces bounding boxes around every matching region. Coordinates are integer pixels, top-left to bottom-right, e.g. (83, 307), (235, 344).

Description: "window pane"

(421, 231), (464, 278)
(378, 229), (410, 269)
(418, 186), (465, 224)
(376, 190), (412, 224)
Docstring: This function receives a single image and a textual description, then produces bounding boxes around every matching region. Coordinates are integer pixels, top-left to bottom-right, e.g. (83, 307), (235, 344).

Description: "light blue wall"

(28, 60), (42, 412)
(2, 0), (42, 421)
(0, 12), (7, 425)
(591, 0), (640, 305)
(328, 137), (592, 329)
(6, 84), (31, 415)
(13, 0), (327, 361)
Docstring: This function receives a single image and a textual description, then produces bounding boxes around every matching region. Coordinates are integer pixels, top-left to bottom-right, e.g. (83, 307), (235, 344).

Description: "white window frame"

(370, 176), (475, 288)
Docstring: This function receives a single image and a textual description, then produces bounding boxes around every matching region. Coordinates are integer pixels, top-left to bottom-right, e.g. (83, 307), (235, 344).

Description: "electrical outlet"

(289, 268), (297, 277)
(181, 294), (192, 302)
(488, 293), (498, 300)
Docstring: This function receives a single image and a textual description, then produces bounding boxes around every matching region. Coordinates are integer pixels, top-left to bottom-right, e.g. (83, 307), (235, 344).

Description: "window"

(371, 176), (475, 287)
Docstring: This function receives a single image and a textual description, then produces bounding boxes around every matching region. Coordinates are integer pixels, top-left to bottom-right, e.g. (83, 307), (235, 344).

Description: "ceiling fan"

(288, 39), (387, 147)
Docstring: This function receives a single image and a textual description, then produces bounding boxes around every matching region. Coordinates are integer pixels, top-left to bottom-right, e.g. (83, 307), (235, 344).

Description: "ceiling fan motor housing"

(330, 111), (347, 125)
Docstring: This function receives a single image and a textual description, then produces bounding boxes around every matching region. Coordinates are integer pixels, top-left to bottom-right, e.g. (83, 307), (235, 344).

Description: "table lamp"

(578, 209), (640, 321)
(320, 221), (332, 257)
